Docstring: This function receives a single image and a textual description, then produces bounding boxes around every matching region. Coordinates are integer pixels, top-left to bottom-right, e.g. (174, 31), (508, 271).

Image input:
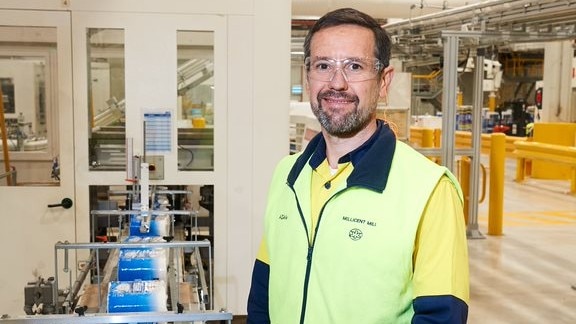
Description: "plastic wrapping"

(107, 280), (167, 313)
(128, 214), (170, 237)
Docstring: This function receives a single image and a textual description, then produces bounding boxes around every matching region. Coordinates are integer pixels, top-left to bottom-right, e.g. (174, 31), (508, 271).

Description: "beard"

(311, 89), (376, 138)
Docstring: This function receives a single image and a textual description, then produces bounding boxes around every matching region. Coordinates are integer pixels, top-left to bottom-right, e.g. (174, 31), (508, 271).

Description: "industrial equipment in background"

(11, 143), (230, 323)
(89, 57), (214, 172)
(0, 113), (48, 152)
(493, 99), (534, 137)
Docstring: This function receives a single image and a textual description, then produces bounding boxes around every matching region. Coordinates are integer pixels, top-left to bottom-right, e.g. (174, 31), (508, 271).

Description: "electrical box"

(145, 155), (164, 180)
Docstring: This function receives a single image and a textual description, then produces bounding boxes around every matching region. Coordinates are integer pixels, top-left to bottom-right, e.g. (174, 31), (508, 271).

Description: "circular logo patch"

(349, 228), (363, 241)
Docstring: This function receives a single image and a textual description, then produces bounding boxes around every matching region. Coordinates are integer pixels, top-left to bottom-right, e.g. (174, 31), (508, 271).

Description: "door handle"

(48, 198), (73, 209)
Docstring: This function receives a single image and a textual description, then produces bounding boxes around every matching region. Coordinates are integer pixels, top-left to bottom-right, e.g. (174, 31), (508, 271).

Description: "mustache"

(318, 90), (358, 102)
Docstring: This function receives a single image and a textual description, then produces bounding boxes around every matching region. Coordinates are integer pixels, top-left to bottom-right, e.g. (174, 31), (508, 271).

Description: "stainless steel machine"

(7, 155), (230, 324)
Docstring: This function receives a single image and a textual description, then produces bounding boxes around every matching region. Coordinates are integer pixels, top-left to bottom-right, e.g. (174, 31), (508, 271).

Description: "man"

(248, 7), (469, 323)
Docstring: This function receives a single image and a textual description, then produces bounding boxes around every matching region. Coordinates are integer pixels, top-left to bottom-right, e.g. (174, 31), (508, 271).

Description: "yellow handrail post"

(0, 86), (13, 186)
(515, 156), (525, 182)
(459, 157), (471, 225)
(488, 133), (506, 235)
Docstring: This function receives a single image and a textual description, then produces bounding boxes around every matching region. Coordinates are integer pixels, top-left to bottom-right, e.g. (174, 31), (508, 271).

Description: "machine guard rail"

(0, 310), (232, 323)
(0, 240), (235, 324)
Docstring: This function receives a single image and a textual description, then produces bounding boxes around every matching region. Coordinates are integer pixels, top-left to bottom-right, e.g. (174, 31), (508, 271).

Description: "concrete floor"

(468, 157), (576, 323)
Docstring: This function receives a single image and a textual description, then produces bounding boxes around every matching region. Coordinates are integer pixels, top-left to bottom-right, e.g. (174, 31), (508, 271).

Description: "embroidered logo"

(349, 228), (363, 241)
(279, 214), (288, 220)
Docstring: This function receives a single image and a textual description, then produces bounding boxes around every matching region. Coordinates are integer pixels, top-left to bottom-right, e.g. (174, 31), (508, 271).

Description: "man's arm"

(412, 176), (470, 323)
(247, 240), (271, 324)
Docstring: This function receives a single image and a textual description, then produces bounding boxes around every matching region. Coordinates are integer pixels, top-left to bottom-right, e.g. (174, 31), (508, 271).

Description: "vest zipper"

(289, 185), (312, 324)
(299, 245), (314, 324)
(290, 184), (348, 324)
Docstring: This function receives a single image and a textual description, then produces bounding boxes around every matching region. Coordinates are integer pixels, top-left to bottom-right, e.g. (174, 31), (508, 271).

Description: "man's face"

(306, 24), (392, 137)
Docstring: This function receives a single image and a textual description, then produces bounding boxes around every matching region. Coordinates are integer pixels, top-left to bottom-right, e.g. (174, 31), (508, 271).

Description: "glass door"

(0, 10), (76, 317)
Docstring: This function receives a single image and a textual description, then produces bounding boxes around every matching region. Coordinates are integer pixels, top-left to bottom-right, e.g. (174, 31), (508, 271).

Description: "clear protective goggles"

(305, 57), (384, 82)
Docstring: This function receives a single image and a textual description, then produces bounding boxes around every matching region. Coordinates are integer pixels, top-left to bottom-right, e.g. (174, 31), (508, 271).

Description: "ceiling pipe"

(386, 0), (532, 29)
(384, 0), (576, 36)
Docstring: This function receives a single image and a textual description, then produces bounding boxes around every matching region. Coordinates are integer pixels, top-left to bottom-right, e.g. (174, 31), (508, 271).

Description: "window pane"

(0, 26), (57, 186)
(177, 30), (214, 171)
(88, 28), (126, 171)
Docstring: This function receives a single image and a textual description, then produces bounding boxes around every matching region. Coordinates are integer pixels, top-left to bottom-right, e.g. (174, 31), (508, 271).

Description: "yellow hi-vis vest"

(264, 140), (459, 323)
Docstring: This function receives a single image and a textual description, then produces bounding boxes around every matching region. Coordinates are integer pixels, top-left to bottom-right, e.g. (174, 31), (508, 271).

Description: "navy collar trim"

(287, 119), (396, 193)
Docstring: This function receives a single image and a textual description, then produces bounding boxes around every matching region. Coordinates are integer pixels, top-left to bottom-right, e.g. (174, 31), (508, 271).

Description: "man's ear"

(379, 66), (395, 103)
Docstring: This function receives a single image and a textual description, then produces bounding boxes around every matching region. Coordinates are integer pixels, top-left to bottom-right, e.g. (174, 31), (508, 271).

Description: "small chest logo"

(279, 214), (288, 220)
(348, 228), (363, 241)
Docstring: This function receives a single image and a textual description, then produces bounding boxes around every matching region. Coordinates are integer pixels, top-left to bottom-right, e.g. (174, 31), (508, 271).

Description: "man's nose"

(329, 68), (348, 89)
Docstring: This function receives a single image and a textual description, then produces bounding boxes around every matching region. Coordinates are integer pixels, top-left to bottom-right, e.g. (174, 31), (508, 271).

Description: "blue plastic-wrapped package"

(107, 280), (167, 313)
(117, 237), (167, 282)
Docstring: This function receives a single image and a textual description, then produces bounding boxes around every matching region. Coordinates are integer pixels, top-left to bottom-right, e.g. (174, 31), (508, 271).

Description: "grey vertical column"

(468, 49), (485, 239)
(441, 34), (458, 172)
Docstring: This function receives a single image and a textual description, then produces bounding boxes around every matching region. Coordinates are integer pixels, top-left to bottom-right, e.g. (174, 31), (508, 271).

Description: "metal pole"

(441, 34), (458, 172)
(467, 49), (485, 239)
(53, 245), (59, 313)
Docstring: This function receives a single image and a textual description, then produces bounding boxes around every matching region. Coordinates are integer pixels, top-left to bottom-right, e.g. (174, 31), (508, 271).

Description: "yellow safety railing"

(412, 70), (442, 95)
(409, 127), (527, 156)
(513, 141), (576, 194)
(412, 69), (442, 80)
(409, 127), (512, 235)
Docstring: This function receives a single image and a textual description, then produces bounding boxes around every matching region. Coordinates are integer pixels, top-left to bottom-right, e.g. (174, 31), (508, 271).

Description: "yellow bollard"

(488, 133), (506, 235)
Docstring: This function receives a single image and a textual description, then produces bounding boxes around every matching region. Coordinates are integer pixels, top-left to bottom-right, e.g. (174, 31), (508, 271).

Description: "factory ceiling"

(292, 0), (576, 67)
(384, 0), (576, 65)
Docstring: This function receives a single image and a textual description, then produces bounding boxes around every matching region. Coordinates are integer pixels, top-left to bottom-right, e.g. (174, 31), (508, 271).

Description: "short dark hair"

(303, 8), (391, 70)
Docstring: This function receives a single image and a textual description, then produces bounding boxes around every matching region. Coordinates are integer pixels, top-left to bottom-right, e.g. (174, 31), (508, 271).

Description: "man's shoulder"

(277, 152), (301, 167)
(271, 153), (303, 177)
(394, 141), (439, 166)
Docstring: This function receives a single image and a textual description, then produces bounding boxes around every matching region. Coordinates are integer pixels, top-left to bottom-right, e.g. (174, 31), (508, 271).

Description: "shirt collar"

(287, 119), (396, 193)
